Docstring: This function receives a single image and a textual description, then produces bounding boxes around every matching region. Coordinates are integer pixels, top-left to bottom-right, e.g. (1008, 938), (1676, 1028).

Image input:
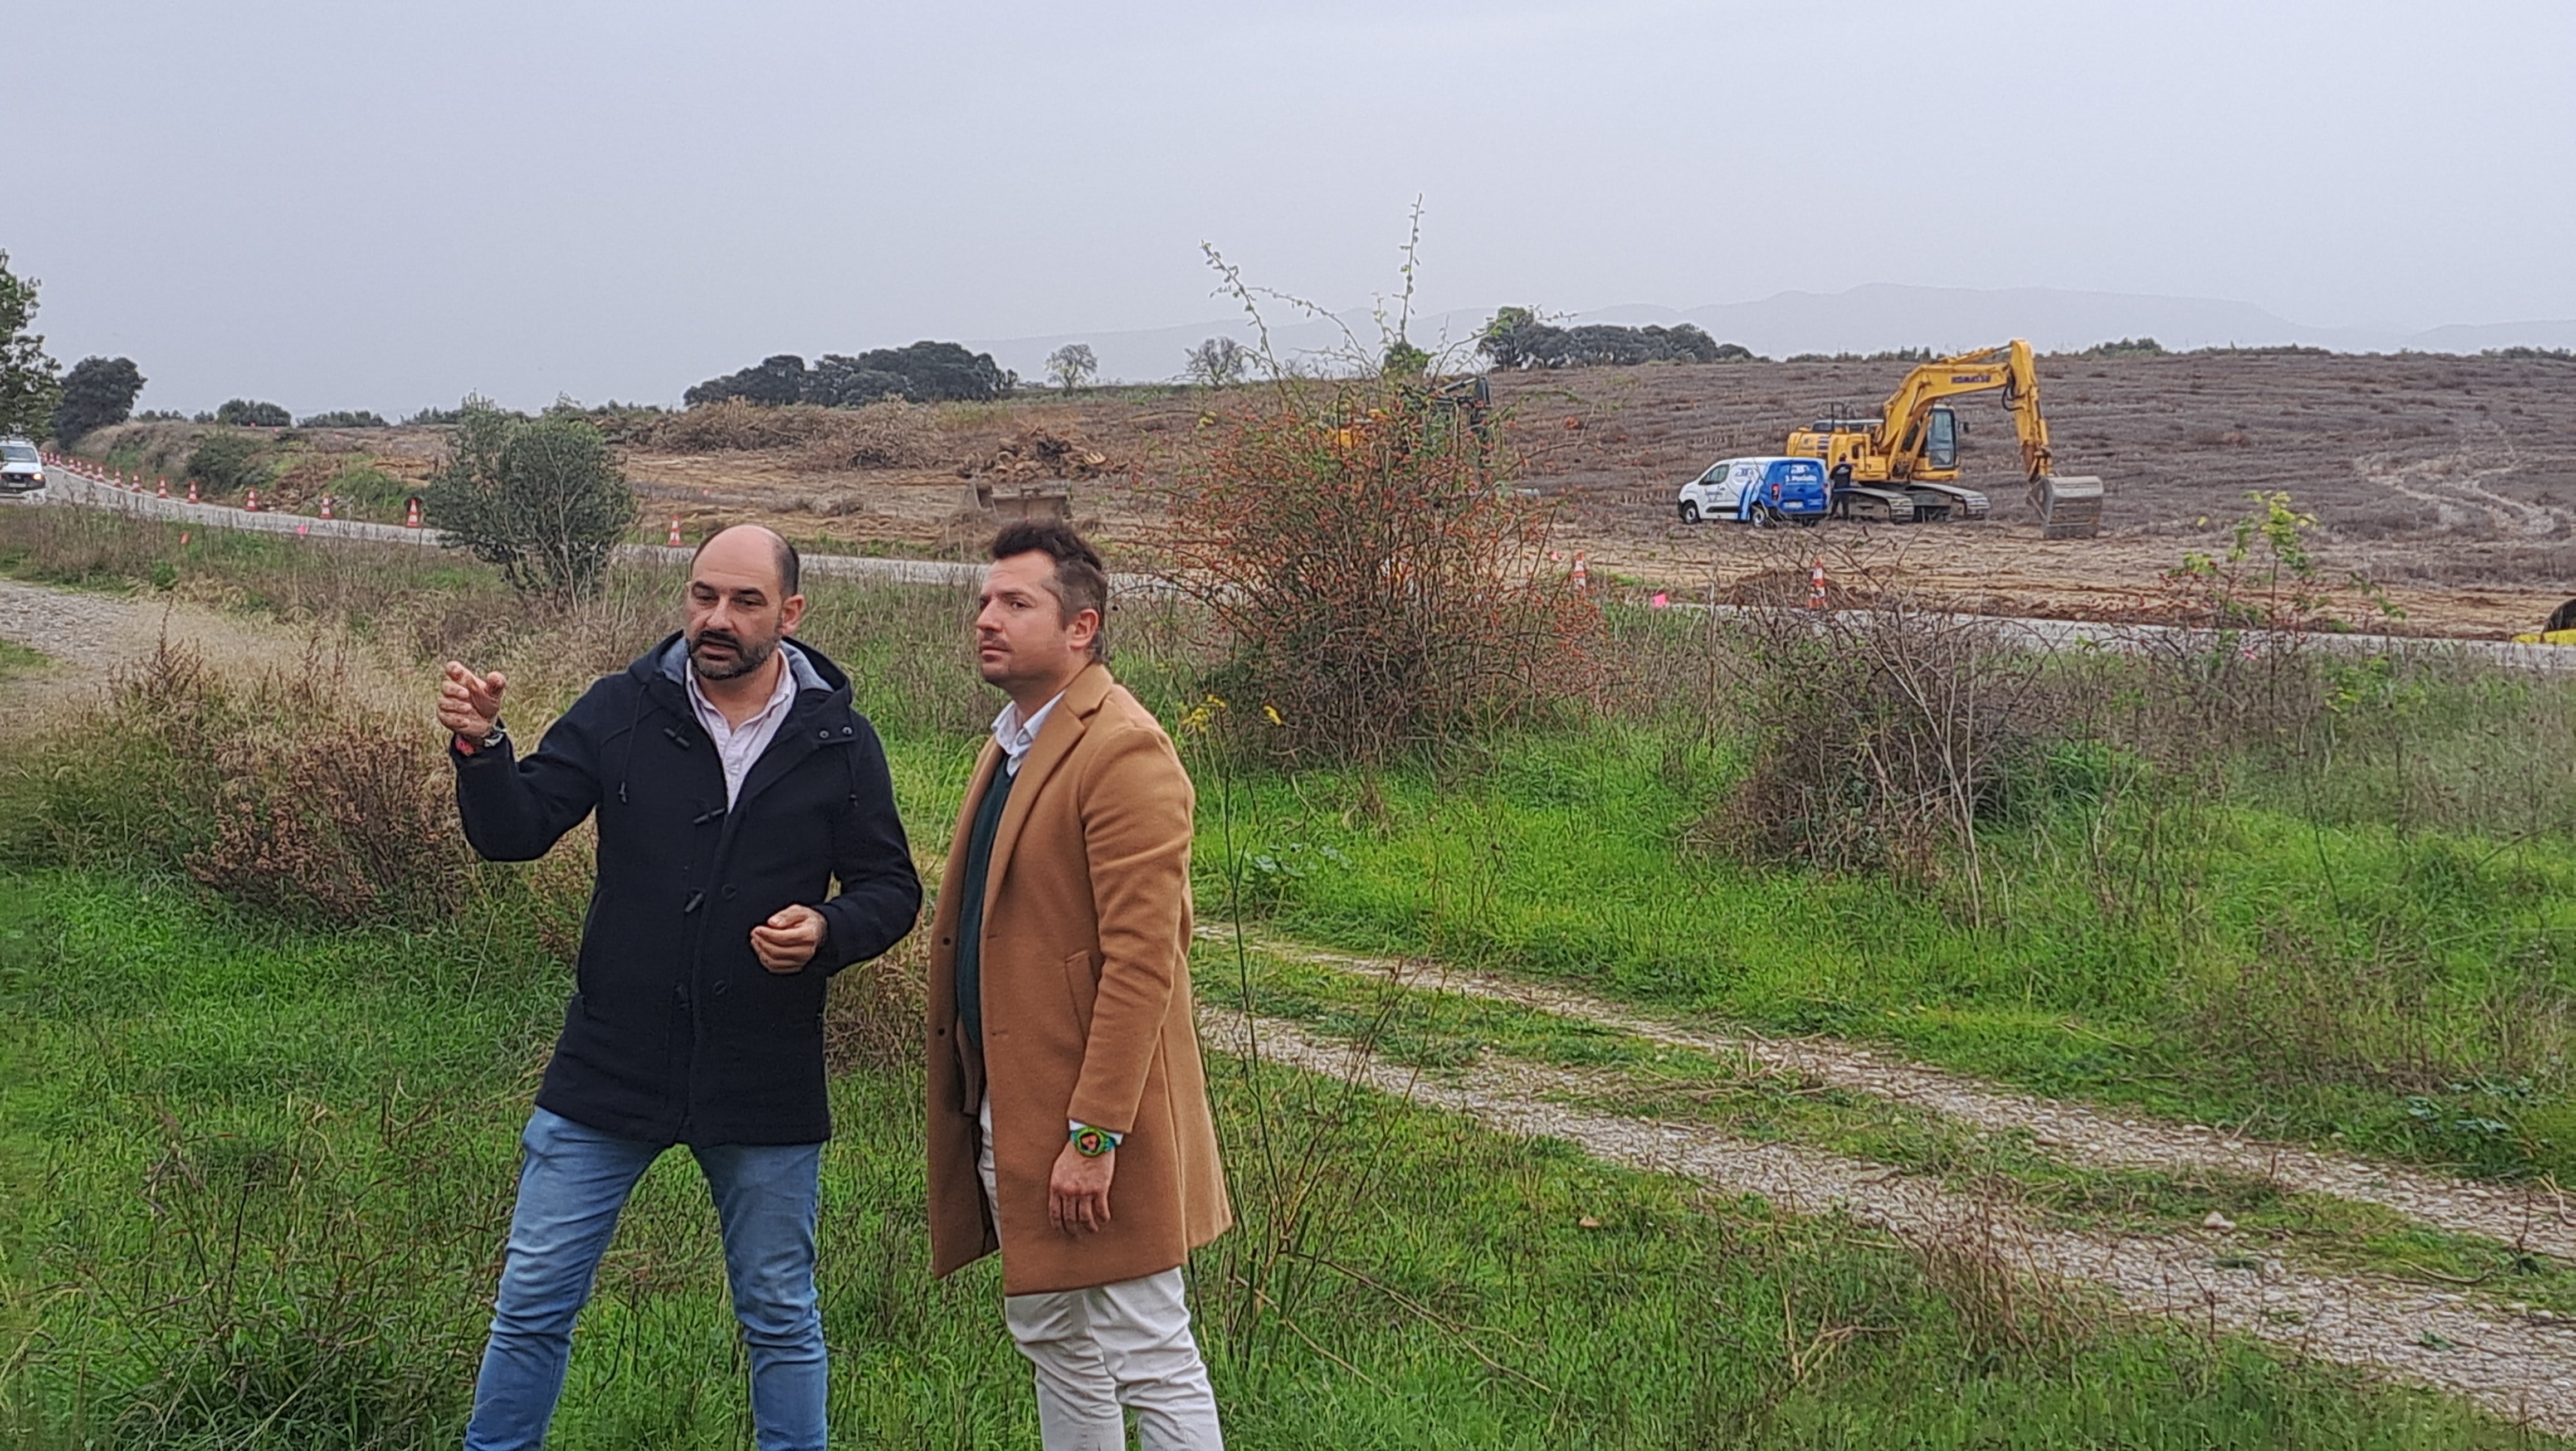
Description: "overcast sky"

(15, 0), (2573, 413)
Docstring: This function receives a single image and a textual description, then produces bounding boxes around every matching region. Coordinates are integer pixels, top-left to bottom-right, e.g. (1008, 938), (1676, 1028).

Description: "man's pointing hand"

(438, 660), (507, 741)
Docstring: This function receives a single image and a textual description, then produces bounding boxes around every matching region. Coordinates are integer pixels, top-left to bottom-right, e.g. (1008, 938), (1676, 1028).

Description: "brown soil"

(615, 354), (2576, 639)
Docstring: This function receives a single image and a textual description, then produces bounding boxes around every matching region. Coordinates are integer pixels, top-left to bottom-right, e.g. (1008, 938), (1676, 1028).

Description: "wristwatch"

(459, 719), (507, 754)
(1069, 1125), (1118, 1158)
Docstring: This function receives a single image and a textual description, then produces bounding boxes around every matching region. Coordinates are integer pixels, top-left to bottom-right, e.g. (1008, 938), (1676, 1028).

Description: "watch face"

(1072, 1127), (1113, 1158)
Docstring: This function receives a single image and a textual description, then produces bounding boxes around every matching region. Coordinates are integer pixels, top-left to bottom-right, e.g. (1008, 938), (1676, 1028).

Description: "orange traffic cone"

(666, 517), (684, 547)
(245, 487), (260, 513)
(1570, 552), (1589, 589)
(155, 478), (169, 499)
(404, 497), (422, 528)
(318, 494), (334, 520)
(187, 478), (201, 504)
(1809, 559), (1827, 611)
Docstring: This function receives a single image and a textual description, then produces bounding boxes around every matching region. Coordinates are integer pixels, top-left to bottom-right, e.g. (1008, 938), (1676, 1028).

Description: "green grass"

(1188, 724), (2576, 1182)
(0, 642), (45, 680)
(3, 504), (2572, 1180)
(2, 871), (2557, 1448)
(1203, 941), (2576, 1317)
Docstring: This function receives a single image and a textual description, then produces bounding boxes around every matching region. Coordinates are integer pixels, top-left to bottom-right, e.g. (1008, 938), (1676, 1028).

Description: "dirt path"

(1208, 1011), (2576, 1435)
(1218, 931), (2576, 1262)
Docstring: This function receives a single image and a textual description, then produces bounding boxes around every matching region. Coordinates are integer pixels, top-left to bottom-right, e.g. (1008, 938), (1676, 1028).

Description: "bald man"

(437, 525), (920, 1451)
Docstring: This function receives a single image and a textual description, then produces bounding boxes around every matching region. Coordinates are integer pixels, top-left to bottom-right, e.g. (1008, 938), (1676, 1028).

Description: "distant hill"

(968, 284), (2576, 384)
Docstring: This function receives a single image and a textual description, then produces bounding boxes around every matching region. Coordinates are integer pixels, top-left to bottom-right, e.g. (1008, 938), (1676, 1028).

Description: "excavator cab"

(1924, 405), (1959, 471)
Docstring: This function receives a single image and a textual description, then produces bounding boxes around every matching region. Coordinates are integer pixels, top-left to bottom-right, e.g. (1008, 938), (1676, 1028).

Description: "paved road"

(33, 456), (2575, 671)
(37, 460), (1002, 588)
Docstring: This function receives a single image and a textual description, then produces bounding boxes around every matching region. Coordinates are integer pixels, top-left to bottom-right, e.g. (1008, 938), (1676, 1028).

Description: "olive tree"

(423, 399), (637, 601)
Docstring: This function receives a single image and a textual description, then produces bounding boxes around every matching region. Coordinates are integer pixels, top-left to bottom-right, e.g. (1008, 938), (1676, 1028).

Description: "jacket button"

(817, 728), (830, 739)
(720, 884), (738, 900)
(712, 980), (728, 997)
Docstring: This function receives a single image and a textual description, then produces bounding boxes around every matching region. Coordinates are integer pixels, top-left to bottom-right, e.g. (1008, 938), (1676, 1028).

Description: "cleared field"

(607, 353), (2576, 637)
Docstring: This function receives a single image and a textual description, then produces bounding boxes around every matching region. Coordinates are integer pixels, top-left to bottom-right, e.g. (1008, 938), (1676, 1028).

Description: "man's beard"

(689, 627), (776, 681)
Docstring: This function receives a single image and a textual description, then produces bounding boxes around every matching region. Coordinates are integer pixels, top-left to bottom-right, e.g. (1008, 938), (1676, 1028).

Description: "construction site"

(60, 346), (2576, 640)
(608, 348), (2576, 639)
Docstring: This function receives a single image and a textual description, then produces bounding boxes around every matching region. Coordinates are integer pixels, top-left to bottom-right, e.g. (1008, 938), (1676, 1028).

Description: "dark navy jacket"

(452, 633), (920, 1145)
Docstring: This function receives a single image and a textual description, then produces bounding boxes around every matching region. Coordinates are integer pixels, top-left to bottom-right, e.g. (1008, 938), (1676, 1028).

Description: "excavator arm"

(1872, 341), (2052, 483)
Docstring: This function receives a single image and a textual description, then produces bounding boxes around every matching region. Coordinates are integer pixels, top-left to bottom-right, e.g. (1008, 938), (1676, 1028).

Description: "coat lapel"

(979, 663), (1114, 932)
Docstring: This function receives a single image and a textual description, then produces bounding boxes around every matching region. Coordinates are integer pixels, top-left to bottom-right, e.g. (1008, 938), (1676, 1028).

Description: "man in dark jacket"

(437, 524), (920, 1451)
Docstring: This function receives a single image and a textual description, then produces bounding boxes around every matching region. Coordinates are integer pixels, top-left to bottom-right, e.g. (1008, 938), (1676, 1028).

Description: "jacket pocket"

(1063, 949), (1100, 1038)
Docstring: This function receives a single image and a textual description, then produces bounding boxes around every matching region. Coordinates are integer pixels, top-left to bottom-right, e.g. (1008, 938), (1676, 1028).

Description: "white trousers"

(978, 1099), (1224, 1451)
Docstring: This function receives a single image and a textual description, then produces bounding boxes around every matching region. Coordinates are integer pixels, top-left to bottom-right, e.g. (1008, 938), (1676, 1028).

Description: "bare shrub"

(646, 398), (828, 452)
(794, 400), (938, 471)
(1698, 588), (2044, 916)
(646, 398), (938, 469)
(1162, 377), (1602, 764)
(11, 637), (474, 928)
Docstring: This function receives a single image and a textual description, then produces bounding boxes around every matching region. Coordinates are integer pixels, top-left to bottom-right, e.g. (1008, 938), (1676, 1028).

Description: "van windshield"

(0, 444), (37, 462)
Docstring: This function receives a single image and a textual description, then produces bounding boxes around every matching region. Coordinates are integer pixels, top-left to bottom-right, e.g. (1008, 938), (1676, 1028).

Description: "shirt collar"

(687, 645), (799, 732)
(992, 689), (1068, 775)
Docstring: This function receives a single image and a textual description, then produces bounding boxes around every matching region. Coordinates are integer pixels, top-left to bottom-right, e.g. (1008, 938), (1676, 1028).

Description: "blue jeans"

(462, 1108), (827, 1451)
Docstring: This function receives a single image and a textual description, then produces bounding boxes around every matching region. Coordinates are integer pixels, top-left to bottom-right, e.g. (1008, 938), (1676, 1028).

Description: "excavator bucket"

(2029, 475), (2104, 539)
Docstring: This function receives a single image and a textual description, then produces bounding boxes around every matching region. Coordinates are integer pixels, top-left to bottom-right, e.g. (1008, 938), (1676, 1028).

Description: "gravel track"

(1219, 932), (2576, 1262)
(1207, 1011), (2576, 1434)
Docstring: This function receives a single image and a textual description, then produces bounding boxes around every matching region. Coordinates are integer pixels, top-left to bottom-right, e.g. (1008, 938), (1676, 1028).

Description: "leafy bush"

(0, 249), (60, 437)
(1165, 378), (1601, 764)
(47, 355), (144, 441)
(297, 408), (390, 427)
(215, 398), (292, 427)
(2077, 337), (2168, 358)
(423, 401), (636, 600)
(183, 429), (272, 498)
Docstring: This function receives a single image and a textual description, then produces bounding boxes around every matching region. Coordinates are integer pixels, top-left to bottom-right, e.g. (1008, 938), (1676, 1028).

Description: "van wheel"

(1749, 505), (1777, 529)
(1678, 501), (1700, 524)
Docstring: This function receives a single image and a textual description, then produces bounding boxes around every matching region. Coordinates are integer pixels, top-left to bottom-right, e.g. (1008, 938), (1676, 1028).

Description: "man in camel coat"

(926, 519), (1232, 1449)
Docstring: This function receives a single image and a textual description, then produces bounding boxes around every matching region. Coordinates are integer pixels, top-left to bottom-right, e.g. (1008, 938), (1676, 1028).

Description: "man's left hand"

(1049, 1140), (1114, 1234)
(750, 904), (827, 973)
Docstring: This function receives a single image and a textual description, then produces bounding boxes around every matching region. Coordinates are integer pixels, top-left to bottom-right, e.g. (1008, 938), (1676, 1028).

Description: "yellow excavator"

(2513, 600), (2576, 645)
(1783, 339), (2104, 538)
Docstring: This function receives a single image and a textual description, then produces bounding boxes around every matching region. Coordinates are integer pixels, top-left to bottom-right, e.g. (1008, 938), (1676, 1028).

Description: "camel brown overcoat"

(926, 663), (1232, 1294)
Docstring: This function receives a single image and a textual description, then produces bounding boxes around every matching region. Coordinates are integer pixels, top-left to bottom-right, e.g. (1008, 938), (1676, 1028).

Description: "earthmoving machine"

(1783, 339), (2105, 538)
(2513, 599), (2576, 646)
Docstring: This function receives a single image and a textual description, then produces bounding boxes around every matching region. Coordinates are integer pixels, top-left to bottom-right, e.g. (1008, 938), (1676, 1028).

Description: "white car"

(0, 438), (45, 499)
(1676, 455), (1827, 527)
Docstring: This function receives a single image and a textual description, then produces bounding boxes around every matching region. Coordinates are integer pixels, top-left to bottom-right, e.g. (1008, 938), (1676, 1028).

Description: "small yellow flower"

(1262, 705), (1284, 727)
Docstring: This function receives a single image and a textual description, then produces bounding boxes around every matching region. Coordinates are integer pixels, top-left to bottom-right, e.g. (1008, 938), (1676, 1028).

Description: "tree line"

(684, 342), (1014, 408)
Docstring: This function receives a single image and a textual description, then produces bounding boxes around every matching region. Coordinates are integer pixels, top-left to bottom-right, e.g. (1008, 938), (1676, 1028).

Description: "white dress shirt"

(992, 688), (1067, 777)
(686, 646), (801, 807)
